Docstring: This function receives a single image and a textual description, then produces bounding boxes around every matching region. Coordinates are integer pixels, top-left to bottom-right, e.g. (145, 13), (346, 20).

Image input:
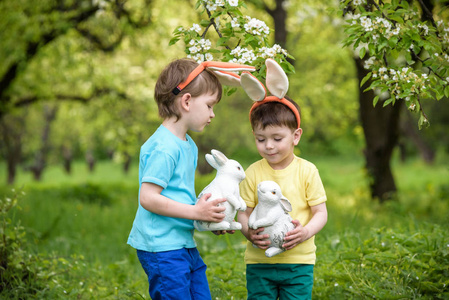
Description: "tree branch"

(13, 88), (129, 108)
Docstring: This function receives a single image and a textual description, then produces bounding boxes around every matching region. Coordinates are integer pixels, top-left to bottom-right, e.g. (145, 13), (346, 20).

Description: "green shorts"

(246, 264), (314, 300)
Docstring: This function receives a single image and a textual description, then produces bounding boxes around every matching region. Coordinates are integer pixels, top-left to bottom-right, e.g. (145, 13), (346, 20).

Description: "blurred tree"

(340, 0), (449, 200)
(0, 0), (155, 183)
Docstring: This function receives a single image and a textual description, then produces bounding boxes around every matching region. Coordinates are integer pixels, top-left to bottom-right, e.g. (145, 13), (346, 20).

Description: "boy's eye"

(257, 139), (265, 142)
(274, 138), (282, 142)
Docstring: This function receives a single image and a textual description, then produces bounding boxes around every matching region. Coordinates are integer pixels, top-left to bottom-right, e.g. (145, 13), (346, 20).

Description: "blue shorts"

(246, 264), (314, 300)
(137, 248), (211, 300)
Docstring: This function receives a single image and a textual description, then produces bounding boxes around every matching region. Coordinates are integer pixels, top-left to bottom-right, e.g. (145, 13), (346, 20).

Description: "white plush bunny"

(248, 181), (295, 257)
(194, 149), (247, 231)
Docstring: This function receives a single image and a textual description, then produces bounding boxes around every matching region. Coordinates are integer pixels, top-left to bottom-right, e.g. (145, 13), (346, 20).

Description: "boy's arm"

(283, 202), (328, 250)
(238, 208), (270, 250)
(140, 182), (226, 222)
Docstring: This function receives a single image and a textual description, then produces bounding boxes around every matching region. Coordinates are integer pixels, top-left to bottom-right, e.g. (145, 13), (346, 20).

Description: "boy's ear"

(180, 93), (192, 112)
(293, 128), (302, 145)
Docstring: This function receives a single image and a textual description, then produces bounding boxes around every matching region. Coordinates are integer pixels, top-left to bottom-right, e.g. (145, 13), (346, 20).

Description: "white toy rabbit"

(194, 149), (247, 231)
(248, 181), (295, 257)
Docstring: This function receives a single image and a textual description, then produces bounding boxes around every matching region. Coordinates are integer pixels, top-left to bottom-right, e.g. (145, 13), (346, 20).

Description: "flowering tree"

(337, 0), (449, 200)
(169, 0), (294, 82)
(340, 0), (449, 129)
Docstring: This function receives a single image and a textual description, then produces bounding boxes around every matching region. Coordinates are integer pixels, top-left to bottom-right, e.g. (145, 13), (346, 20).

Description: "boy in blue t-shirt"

(127, 58), (251, 299)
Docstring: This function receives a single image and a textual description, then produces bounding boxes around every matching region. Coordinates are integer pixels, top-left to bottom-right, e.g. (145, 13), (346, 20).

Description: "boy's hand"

(283, 219), (309, 250)
(249, 227), (270, 249)
(195, 193), (226, 222)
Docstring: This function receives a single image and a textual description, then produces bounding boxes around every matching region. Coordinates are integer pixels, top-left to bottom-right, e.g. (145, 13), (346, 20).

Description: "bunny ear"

(265, 58), (289, 99)
(280, 196), (292, 212)
(241, 72), (267, 102)
(173, 61), (255, 95)
(204, 61), (255, 73)
(211, 149), (228, 166)
(206, 62), (256, 87)
(210, 70), (241, 87)
(205, 153), (219, 170)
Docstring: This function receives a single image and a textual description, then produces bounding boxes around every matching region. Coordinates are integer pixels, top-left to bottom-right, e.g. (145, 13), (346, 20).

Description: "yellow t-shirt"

(240, 156), (327, 265)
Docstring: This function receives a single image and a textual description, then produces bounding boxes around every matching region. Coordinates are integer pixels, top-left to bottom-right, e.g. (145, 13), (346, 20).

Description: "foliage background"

(1, 0), (448, 298)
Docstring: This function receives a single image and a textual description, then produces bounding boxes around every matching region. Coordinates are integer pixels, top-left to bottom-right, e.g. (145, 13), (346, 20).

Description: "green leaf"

(200, 20), (211, 27)
(383, 98), (393, 107)
(168, 37), (179, 46)
(373, 95), (380, 107)
(359, 47), (366, 59)
(360, 72), (371, 87)
(217, 37), (229, 47)
(444, 85), (449, 98)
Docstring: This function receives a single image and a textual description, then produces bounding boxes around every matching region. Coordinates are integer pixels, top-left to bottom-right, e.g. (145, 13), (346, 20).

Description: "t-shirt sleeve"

(305, 168), (327, 207)
(141, 150), (175, 189)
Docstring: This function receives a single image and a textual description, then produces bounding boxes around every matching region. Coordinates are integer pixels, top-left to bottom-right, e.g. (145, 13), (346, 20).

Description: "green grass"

(1, 152), (448, 299)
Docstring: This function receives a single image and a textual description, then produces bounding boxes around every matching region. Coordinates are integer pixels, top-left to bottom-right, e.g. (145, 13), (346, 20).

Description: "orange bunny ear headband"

(172, 61), (256, 95)
(241, 59), (300, 129)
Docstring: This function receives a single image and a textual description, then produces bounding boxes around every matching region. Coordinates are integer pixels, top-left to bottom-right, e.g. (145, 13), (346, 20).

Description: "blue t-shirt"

(127, 125), (198, 252)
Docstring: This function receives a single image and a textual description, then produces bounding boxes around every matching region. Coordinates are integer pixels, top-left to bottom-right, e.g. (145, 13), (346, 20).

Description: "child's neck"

(162, 118), (188, 141)
(266, 153), (295, 170)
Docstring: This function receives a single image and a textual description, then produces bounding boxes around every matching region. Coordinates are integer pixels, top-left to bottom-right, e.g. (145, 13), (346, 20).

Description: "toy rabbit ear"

(173, 61), (255, 95)
(265, 58), (289, 99)
(205, 153), (219, 170)
(206, 62), (255, 87)
(241, 72), (267, 102)
(211, 149), (228, 166)
(210, 70), (241, 87)
(280, 196), (292, 212)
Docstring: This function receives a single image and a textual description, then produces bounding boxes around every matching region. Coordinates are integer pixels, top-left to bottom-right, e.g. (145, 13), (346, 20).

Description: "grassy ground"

(1, 151), (448, 299)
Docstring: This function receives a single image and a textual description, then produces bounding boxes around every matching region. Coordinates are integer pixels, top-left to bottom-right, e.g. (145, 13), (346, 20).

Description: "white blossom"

(230, 46), (256, 64)
(360, 16), (373, 32)
(189, 46), (200, 54)
(257, 44), (288, 59)
(244, 16), (270, 36)
(190, 24), (201, 34)
(418, 23), (429, 35)
(227, 0), (238, 6)
(364, 56), (376, 69)
(231, 17), (240, 28)
(188, 53), (206, 63)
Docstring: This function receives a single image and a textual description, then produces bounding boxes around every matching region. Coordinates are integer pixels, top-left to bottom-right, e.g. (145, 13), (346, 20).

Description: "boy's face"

(186, 92), (219, 133)
(253, 125), (302, 170)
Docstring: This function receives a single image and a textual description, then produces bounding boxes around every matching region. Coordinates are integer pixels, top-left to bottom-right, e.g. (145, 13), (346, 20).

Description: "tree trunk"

(267, 0), (288, 49)
(356, 58), (401, 201)
(86, 149), (96, 172)
(0, 116), (24, 185)
(123, 152), (131, 173)
(62, 144), (73, 174)
(29, 105), (58, 181)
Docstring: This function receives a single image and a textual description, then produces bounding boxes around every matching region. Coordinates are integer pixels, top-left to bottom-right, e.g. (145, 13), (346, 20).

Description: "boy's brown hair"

(250, 96), (301, 131)
(154, 58), (223, 121)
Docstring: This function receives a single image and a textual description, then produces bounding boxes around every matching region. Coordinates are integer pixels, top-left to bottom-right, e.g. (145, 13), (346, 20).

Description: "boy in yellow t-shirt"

(238, 96), (328, 300)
